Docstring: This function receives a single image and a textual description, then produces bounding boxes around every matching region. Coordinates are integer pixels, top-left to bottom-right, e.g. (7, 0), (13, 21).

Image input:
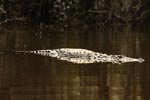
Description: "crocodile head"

(106, 55), (145, 64)
(117, 55), (145, 64)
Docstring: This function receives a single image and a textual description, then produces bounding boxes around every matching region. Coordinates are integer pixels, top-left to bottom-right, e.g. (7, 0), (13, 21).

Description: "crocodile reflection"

(6, 48), (145, 64)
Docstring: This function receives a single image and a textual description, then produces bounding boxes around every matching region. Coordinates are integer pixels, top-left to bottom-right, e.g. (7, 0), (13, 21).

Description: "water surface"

(0, 23), (149, 100)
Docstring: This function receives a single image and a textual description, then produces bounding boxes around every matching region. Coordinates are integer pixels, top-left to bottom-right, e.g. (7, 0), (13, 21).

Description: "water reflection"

(107, 65), (142, 100)
(0, 23), (148, 100)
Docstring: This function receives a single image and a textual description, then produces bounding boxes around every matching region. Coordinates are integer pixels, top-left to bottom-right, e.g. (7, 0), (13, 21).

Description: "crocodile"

(2, 48), (145, 64)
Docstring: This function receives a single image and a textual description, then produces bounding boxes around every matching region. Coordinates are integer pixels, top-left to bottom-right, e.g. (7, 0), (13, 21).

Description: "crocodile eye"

(118, 55), (123, 58)
(95, 53), (98, 55)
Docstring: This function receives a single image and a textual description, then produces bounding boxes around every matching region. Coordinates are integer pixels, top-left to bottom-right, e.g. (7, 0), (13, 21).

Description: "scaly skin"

(1, 48), (145, 64)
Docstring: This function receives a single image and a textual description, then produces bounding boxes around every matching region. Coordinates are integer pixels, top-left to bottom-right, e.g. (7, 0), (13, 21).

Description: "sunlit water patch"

(2, 48), (145, 64)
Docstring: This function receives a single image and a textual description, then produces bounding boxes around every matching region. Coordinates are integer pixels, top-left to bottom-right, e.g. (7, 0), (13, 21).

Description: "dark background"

(0, 0), (150, 24)
(0, 0), (150, 100)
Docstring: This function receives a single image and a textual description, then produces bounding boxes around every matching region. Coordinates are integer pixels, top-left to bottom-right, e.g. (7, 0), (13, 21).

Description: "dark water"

(0, 23), (149, 100)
